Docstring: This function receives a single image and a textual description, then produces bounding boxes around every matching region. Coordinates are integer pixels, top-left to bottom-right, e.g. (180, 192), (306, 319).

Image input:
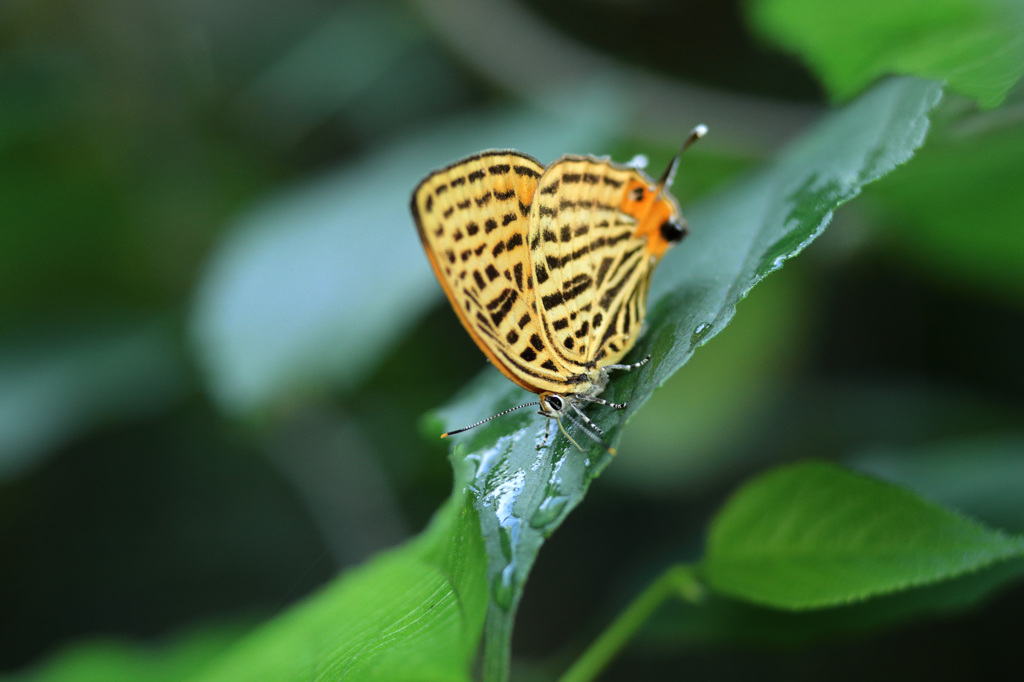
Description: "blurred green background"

(1, 0), (1022, 679)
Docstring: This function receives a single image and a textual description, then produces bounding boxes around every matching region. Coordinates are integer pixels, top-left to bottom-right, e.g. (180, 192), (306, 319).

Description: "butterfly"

(412, 125), (706, 453)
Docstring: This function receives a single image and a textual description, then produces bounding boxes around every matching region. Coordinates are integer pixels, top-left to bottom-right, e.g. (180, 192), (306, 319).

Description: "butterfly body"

(412, 129), (703, 450)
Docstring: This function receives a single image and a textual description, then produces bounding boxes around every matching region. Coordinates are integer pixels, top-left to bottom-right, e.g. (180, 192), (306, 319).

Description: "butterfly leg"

(568, 400), (607, 435)
(574, 393), (627, 410)
(602, 354), (651, 374)
(563, 403), (618, 455)
(539, 398), (615, 453)
(539, 409), (585, 452)
(537, 412), (558, 449)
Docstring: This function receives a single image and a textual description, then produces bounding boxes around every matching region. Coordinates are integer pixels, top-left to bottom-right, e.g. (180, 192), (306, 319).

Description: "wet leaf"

(431, 76), (943, 678)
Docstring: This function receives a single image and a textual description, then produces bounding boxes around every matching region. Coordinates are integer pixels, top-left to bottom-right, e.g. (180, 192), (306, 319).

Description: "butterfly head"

(640, 199), (687, 261)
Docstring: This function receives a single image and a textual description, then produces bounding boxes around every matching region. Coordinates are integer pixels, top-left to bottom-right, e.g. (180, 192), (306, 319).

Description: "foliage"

(750, 0), (1024, 108)
(1, 1), (1022, 681)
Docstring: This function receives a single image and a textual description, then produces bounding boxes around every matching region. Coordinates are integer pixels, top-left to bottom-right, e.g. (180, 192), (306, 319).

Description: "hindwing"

(412, 151), (574, 394)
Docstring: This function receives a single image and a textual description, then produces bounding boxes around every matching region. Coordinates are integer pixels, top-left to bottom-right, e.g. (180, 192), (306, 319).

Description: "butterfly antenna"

(441, 401), (542, 438)
(656, 124), (708, 192)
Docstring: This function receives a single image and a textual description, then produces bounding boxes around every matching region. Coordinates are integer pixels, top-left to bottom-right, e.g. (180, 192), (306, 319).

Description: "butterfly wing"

(528, 156), (683, 370)
(412, 151), (578, 395)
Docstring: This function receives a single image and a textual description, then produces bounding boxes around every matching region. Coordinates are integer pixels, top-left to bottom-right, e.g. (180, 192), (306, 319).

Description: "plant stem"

(559, 564), (703, 682)
(482, 606), (513, 682)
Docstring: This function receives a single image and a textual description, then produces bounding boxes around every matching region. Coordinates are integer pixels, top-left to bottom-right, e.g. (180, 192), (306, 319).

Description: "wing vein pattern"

(413, 149), (684, 399)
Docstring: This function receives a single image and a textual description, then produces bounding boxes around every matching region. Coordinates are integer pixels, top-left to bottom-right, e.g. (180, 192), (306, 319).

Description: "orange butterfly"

(413, 126), (706, 453)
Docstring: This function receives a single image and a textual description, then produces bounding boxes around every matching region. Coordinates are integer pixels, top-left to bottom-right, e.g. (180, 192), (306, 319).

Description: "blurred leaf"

(0, 13), (267, 321)
(190, 492), (487, 682)
(749, 0), (1024, 108)
(702, 461), (1024, 608)
(240, 1), (461, 143)
(191, 89), (624, 415)
(1, 623), (247, 682)
(0, 318), (186, 480)
(244, 3), (418, 116)
(850, 435), (1024, 532)
(430, 77), (942, 679)
(868, 121), (1024, 303)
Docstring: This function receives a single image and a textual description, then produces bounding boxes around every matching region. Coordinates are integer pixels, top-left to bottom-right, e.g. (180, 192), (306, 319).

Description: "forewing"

(528, 158), (657, 369)
(412, 151), (576, 395)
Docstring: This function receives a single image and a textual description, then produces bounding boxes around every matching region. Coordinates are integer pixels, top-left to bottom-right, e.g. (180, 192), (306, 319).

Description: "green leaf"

(749, 0), (1024, 108)
(190, 493), (487, 682)
(579, 444), (1024, 667)
(431, 77), (942, 680)
(702, 461), (1024, 609)
(190, 90), (622, 415)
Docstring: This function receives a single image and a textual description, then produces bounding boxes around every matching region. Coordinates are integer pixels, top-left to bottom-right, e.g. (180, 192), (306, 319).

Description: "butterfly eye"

(630, 187), (645, 202)
(659, 219), (688, 242)
(545, 395), (564, 412)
